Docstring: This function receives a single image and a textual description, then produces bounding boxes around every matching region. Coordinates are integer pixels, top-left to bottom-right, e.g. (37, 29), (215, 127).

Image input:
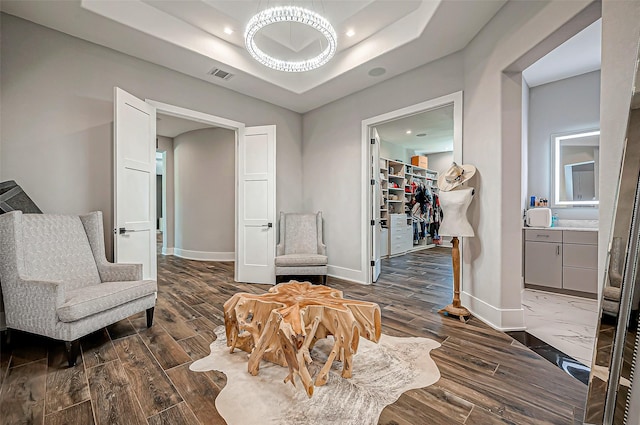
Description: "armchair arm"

(3, 278), (64, 335)
(98, 263), (143, 282)
(80, 212), (144, 282)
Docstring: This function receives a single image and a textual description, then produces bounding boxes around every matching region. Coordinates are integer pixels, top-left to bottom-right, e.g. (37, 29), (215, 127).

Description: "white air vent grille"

(208, 68), (234, 80)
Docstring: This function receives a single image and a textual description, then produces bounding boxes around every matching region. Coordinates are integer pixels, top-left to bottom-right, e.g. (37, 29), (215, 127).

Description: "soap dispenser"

(551, 213), (558, 228)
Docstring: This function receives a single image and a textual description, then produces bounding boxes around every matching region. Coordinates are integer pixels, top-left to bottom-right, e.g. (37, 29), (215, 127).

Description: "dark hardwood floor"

(0, 245), (587, 424)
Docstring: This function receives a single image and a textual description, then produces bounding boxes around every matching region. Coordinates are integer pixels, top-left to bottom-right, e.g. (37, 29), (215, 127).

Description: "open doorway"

(154, 113), (232, 262)
(363, 92), (463, 283)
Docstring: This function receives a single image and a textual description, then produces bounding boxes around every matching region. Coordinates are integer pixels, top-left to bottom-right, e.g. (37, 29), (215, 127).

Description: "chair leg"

(146, 307), (155, 328)
(65, 340), (80, 367)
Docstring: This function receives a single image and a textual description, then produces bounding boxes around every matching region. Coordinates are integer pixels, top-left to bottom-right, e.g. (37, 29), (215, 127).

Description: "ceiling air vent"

(208, 67), (234, 81)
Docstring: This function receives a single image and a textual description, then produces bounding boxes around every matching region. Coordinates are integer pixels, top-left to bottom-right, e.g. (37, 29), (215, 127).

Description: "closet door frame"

(360, 91), (463, 285)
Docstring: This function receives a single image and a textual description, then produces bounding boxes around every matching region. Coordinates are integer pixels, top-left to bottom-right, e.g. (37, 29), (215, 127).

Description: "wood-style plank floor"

(0, 246), (587, 424)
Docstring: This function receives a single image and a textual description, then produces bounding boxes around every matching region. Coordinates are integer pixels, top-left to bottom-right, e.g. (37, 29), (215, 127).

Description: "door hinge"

(370, 260), (375, 266)
(370, 138), (375, 144)
(371, 179), (375, 185)
(371, 220), (375, 226)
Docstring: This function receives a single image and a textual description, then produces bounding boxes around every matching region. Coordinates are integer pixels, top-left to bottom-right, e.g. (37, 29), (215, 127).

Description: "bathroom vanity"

(523, 226), (598, 298)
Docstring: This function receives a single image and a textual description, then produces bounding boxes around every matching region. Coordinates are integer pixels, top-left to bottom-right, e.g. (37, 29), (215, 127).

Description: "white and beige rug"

(190, 326), (441, 425)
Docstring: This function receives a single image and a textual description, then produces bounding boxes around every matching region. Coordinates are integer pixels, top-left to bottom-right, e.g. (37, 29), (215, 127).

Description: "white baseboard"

(161, 247), (174, 256)
(328, 265), (367, 285)
(173, 248), (234, 262)
(461, 291), (525, 331)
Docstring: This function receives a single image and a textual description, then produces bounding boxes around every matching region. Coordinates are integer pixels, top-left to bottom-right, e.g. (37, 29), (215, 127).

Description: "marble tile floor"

(522, 288), (599, 366)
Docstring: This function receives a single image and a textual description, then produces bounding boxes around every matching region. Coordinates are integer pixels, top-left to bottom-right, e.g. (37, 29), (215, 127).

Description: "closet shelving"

(379, 157), (438, 257)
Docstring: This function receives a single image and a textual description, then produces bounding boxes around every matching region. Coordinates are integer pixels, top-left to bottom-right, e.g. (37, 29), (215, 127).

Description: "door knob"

(119, 227), (127, 235)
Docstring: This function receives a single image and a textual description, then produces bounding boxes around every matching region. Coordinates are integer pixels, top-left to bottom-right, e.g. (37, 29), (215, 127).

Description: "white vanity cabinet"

(524, 229), (563, 288)
(523, 228), (597, 296)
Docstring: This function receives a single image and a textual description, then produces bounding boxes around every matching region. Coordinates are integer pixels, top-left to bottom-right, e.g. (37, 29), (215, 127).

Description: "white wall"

(302, 52), (464, 281)
(426, 152), (453, 175)
(379, 140), (411, 163)
(527, 70), (601, 219)
(173, 128), (235, 260)
(0, 14), (303, 259)
(459, 0), (599, 329)
(599, 0), (640, 296)
(157, 136), (175, 252)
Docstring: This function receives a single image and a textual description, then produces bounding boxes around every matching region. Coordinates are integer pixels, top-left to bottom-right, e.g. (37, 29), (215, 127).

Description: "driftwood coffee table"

(223, 280), (381, 397)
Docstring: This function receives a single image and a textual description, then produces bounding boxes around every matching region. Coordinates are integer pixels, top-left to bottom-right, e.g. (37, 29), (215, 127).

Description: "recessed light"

(416, 133), (427, 137)
(346, 29), (355, 37)
(368, 67), (386, 77)
(224, 27), (234, 35)
(406, 130), (412, 135)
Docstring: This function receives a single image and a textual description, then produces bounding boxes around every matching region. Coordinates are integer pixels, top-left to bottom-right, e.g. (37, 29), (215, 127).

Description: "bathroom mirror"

(584, 36), (640, 424)
(553, 130), (600, 206)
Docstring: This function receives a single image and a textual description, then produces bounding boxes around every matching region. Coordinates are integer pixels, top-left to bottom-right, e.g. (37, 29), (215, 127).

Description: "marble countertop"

(523, 226), (598, 232)
(524, 219), (598, 232)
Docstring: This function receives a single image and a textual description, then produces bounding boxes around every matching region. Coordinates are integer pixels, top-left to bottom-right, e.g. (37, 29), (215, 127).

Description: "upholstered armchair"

(603, 237), (623, 316)
(0, 211), (157, 366)
(275, 212), (328, 284)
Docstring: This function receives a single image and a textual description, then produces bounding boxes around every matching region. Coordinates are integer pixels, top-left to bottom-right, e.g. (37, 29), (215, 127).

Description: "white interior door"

(113, 87), (157, 280)
(236, 125), (276, 284)
(371, 128), (382, 282)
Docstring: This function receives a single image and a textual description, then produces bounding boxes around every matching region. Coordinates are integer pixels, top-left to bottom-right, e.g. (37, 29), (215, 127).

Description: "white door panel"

(237, 126), (276, 284)
(114, 87), (156, 280)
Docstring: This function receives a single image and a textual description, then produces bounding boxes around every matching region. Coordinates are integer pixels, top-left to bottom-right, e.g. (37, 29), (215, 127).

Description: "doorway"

(144, 100), (277, 284)
(362, 92), (463, 283)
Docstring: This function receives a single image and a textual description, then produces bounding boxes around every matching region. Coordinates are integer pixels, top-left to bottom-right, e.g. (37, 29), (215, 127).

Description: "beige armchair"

(275, 212), (328, 284)
(0, 211), (157, 366)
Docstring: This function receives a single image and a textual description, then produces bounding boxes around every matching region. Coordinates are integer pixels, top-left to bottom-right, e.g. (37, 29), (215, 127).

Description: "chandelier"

(244, 6), (337, 72)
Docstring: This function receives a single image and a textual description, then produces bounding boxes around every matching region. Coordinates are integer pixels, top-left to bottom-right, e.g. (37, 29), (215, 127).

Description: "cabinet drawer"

(563, 267), (597, 293)
(525, 229), (562, 243)
(524, 241), (562, 288)
(563, 230), (597, 245)
(390, 214), (408, 226)
(390, 241), (406, 255)
(563, 244), (597, 269)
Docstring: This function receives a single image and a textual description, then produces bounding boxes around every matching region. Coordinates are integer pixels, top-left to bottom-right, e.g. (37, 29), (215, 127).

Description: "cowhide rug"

(190, 326), (441, 425)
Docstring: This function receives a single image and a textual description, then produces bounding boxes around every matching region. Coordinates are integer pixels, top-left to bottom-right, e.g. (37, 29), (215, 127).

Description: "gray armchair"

(0, 211), (157, 366)
(603, 237), (623, 315)
(275, 212), (328, 284)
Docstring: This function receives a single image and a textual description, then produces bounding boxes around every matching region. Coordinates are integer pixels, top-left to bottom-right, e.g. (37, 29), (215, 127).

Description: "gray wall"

(459, 0), (598, 328)
(379, 140), (411, 163)
(157, 136), (175, 250)
(527, 70), (600, 219)
(174, 128), (235, 256)
(302, 52), (464, 279)
(426, 152), (454, 175)
(599, 0), (640, 296)
(0, 14), (303, 259)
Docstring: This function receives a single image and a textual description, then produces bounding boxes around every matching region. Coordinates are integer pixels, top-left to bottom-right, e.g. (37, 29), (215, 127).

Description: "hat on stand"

(437, 162), (476, 191)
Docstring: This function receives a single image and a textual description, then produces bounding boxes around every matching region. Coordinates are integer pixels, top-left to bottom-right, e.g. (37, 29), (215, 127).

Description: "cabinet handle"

(537, 234), (549, 238)
(556, 245), (560, 255)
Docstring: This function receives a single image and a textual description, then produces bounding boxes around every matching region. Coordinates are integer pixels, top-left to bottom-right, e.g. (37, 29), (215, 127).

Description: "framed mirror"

(552, 130), (600, 206)
(584, 36), (640, 425)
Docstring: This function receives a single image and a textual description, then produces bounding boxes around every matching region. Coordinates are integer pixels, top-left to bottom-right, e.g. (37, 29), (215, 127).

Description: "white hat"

(437, 162), (476, 191)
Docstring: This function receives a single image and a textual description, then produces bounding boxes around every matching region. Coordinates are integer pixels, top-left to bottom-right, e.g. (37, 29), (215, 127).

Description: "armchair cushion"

(22, 214), (101, 291)
(275, 254), (328, 267)
(58, 279), (157, 322)
(284, 214), (319, 255)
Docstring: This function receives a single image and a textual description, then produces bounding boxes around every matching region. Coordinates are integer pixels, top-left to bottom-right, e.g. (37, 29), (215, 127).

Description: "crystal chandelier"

(244, 6), (337, 72)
